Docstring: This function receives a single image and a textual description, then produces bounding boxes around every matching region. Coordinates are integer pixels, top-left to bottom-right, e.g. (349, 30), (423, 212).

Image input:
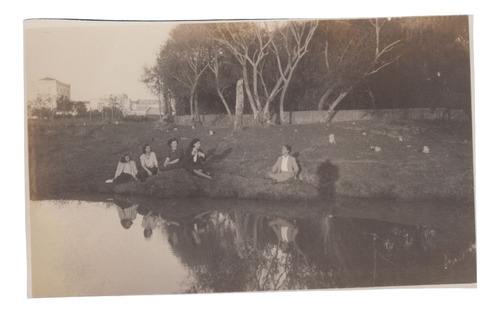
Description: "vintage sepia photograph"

(25, 16), (476, 298)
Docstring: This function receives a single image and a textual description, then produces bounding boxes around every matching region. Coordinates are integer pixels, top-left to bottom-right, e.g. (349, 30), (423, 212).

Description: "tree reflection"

(108, 197), (476, 292)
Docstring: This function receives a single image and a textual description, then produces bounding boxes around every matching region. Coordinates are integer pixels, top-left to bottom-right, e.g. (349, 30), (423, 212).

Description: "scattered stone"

(399, 136), (403, 141)
(423, 146), (430, 153)
(329, 134), (336, 144)
(363, 132), (367, 136)
(209, 130), (214, 135)
(370, 146), (382, 152)
(174, 128), (178, 131)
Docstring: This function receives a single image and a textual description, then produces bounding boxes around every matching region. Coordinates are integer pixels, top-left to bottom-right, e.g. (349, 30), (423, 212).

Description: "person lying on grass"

(109, 153), (138, 184)
(267, 144), (299, 183)
(137, 143), (159, 181)
(185, 138), (212, 179)
(162, 138), (184, 171)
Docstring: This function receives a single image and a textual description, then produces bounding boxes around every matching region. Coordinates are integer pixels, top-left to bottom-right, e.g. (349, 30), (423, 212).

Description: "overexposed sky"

(24, 20), (176, 101)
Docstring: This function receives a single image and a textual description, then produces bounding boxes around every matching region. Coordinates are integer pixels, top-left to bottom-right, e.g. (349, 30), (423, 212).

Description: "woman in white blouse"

(110, 153), (138, 184)
(137, 143), (159, 181)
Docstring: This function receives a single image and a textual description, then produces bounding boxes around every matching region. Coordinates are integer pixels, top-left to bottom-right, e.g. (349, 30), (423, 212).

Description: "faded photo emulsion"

(25, 16), (476, 298)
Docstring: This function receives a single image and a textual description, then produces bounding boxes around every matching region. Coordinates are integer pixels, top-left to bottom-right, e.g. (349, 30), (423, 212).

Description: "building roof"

(39, 77), (70, 86)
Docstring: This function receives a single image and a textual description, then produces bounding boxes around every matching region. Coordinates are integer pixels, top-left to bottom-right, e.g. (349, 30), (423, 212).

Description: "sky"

(24, 20), (176, 101)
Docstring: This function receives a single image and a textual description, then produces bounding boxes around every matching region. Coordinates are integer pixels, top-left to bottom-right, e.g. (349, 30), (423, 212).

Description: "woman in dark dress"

(185, 138), (212, 179)
(162, 138), (184, 171)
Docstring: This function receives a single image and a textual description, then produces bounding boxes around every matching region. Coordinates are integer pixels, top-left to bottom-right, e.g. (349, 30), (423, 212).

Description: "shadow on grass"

(292, 152), (303, 179)
(316, 160), (339, 199)
(206, 148), (233, 164)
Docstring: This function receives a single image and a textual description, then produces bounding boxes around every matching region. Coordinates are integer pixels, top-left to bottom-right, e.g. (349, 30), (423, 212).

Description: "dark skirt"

(184, 157), (205, 172)
(114, 173), (135, 184)
(137, 166), (159, 181)
(160, 162), (184, 171)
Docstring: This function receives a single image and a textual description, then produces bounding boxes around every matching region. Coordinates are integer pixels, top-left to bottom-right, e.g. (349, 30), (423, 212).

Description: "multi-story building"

(34, 77), (71, 109)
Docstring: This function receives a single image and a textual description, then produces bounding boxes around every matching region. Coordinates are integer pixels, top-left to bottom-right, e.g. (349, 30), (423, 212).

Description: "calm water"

(28, 196), (476, 297)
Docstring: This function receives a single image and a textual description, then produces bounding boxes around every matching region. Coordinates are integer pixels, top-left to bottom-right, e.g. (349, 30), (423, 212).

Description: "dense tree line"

(141, 16), (471, 124)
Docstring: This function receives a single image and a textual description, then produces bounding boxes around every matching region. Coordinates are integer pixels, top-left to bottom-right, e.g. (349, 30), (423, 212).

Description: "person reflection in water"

(114, 199), (138, 229)
(268, 217), (299, 252)
(141, 210), (160, 239)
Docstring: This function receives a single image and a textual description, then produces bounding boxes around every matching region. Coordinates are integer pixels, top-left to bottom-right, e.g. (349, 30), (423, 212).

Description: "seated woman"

(267, 144), (299, 183)
(110, 153), (138, 184)
(162, 138), (184, 171)
(137, 143), (159, 181)
(185, 138), (212, 179)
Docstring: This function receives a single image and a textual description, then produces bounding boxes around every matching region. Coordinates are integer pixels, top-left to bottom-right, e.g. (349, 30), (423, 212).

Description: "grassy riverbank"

(27, 117), (474, 202)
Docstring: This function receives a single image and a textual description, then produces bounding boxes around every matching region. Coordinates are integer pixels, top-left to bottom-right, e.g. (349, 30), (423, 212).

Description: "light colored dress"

(268, 155), (299, 182)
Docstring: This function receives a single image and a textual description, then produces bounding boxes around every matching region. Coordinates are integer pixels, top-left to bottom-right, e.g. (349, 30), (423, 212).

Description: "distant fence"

(173, 108), (468, 127)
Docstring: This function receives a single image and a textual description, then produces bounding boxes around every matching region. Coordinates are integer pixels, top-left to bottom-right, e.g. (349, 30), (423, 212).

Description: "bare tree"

(215, 22), (279, 124)
(207, 46), (233, 116)
(270, 20), (318, 124)
(320, 18), (401, 123)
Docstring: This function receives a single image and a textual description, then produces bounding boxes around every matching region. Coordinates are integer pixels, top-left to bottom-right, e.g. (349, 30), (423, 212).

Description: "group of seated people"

(110, 138), (299, 185)
(111, 138), (212, 184)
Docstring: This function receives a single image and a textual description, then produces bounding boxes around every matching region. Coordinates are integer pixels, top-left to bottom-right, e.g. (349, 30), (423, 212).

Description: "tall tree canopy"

(142, 16), (471, 124)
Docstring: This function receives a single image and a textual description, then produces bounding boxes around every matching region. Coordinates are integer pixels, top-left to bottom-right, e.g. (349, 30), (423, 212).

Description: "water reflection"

(29, 197), (476, 297)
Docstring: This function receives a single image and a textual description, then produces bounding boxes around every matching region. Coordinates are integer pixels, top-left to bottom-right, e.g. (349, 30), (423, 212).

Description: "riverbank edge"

(47, 166), (474, 204)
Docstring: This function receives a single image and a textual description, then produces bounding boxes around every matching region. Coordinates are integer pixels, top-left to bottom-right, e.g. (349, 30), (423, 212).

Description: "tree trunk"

(242, 65), (258, 116)
(189, 89), (195, 119)
(216, 85), (232, 116)
(193, 92), (200, 122)
(318, 86), (335, 110)
(320, 91), (350, 123)
(213, 61), (232, 116)
(367, 87), (376, 108)
(234, 79), (244, 131)
(279, 77), (292, 124)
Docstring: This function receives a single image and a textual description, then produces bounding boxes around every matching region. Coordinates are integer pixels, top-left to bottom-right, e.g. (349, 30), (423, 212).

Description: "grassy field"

(27, 117), (474, 203)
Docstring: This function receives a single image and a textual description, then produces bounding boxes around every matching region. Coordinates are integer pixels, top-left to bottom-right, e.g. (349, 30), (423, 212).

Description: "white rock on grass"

(329, 134), (336, 144)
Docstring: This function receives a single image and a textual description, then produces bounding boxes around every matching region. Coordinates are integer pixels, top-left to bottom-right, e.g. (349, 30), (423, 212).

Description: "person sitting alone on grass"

(162, 138), (184, 171)
(267, 144), (299, 183)
(108, 153), (138, 184)
(137, 143), (159, 181)
(185, 138), (212, 179)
